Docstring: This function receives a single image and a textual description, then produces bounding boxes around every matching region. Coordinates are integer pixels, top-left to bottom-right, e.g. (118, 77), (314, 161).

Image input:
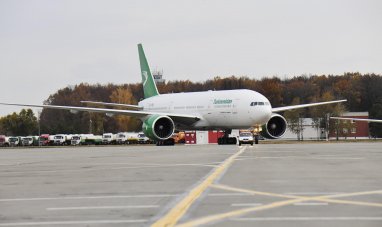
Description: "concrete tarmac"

(0, 142), (381, 227)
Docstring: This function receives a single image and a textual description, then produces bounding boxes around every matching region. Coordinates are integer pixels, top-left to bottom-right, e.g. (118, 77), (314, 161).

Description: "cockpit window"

(251, 101), (270, 106)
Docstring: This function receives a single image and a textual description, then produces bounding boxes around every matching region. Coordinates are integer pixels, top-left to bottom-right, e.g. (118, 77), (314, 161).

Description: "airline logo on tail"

(142, 71), (148, 86)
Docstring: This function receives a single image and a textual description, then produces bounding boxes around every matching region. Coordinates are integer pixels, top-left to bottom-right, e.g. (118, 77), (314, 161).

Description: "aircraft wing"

(0, 102), (200, 121)
(272, 99), (347, 112)
(330, 117), (382, 123)
(80, 101), (143, 110)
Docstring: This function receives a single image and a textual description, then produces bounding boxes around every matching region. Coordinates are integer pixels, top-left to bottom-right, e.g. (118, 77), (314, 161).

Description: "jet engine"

(261, 114), (287, 139)
(142, 115), (175, 141)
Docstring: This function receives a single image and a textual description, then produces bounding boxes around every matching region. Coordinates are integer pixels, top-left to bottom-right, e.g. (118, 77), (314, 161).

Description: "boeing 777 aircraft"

(0, 44), (346, 145)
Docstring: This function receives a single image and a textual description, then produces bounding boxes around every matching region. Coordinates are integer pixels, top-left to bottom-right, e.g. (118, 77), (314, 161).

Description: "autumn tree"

(310, 92), (347, 139)
(369, 102), (382, 138)
(110, 87), (140, 132)
(0, 109), (38, 136)
(284, 97), (305, 140)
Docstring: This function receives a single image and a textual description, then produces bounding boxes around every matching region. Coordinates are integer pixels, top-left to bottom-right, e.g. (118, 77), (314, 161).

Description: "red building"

(329, 112), (369, 139)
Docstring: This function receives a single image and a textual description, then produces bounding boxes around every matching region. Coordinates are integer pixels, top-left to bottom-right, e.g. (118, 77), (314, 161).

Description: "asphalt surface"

(0, 142), (381, 227)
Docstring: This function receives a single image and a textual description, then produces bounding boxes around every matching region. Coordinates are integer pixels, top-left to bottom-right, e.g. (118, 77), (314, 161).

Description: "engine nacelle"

(142, 115), (175, 141)
(260, 114), (287, 139)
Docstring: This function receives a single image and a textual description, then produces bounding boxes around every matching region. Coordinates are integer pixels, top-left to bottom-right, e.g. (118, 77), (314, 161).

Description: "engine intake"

(143, 115), (175, 140)
(261, 114), (287, 139)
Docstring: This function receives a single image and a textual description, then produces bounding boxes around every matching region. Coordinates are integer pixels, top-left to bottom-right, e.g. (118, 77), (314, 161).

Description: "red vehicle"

(39, 134), (50, 146)
(0, 135), (7, 147)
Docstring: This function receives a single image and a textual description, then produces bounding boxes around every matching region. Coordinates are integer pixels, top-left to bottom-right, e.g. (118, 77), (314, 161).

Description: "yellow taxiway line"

(176, 183), (382, 227)
(151, 147), (247, 227)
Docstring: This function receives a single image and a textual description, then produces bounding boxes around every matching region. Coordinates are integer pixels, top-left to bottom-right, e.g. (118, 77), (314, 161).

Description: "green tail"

(138, 44), (160, 99)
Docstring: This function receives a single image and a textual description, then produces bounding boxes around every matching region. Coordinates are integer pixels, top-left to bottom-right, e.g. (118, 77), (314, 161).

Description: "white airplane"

(330, 117), (382, 123)
(0, 44), (346, 145)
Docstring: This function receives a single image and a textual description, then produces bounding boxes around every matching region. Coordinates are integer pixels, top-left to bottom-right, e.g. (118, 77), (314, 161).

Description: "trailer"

(82, 134), (102, 145)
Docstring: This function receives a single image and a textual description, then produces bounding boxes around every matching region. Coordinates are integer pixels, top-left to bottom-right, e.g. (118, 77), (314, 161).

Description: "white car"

(238, 131), (254, 146)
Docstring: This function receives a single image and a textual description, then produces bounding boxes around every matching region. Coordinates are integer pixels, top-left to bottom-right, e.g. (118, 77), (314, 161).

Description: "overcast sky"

(0, 0), (381, 116)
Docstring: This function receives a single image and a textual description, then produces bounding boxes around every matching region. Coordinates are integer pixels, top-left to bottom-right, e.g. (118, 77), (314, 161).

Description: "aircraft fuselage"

(139, 89), (272, 129)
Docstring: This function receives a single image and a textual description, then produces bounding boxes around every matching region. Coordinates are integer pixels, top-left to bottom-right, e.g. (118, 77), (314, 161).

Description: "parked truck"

(21, 136), (39, 146)
(52, 134), (72, 145)
(39, 134), (50, 146)
(116, 132), (129, 144)
(0, 135), (9, 147)
(137, 132), (150, 144)
(102, 133), (116, 145)
(8, 137), (20, 146)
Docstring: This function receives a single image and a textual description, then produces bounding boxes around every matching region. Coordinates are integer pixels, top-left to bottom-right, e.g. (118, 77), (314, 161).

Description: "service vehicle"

(71, 135), (82, 145)
(53, 134), (72, 145)
(8, 137), (20, 146)
(116, 132), (129, 144)
(39, 134), (50, 146)
(21, 136), (38, 146)
(137, 132), (150, 144)
(0, 135), (9, 147)
(238, 130), (254, 146)
(102, 133), (116, 145)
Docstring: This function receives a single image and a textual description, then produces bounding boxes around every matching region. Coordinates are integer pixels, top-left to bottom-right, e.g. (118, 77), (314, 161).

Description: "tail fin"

(138, 44), (160, 99)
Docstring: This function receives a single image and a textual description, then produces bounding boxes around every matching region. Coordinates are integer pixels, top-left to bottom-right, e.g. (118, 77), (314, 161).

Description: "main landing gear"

(217, 129), (237, 145)
(156, 138), (175, 146)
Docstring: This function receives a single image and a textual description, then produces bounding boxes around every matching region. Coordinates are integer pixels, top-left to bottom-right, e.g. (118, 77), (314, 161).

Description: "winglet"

(138, 44), (160, 99)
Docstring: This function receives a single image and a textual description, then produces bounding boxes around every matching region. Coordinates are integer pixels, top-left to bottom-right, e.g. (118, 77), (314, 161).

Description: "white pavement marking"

(0, 194), (178, 202)
(231, 203), (263, 207)
(0, 219), (147, 226)
(47, 205), (159, 211)
(285, 192), (344, 195)
(0, 163), (217, 175)
(293, 202), (328, 206)
(208, 193), (249, 197)
(232, 217), (382, 221)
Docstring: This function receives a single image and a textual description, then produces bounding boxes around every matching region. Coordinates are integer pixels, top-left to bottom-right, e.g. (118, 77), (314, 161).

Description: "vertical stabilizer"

(138, 44), (160, 99)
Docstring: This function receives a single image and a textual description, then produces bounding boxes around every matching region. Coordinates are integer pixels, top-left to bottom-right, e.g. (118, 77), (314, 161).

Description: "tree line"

(1, 72), (382, 137)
